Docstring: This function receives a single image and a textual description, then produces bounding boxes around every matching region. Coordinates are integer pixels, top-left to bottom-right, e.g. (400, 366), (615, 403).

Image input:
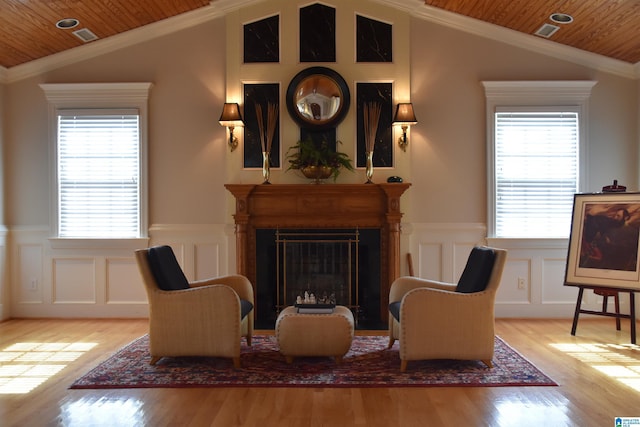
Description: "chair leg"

(387, 337), (395, 349)
(232, 357), (241, 369)
(246, 335), (252, 346)
(400, 360), (408, 372)
(150, 356), (160, 365)
(482, 359), (493, 368)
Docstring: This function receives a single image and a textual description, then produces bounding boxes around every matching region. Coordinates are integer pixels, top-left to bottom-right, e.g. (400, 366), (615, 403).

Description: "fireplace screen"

(276, 229), (359, 312)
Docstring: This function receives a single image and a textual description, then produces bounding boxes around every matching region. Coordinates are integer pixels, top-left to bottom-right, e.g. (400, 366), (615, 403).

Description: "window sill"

(486, 237), (569, 250)
(49, 237), (149, 250)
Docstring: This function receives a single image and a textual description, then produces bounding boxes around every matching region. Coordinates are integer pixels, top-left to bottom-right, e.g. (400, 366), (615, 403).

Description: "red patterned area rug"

(70, 335), (557, 389)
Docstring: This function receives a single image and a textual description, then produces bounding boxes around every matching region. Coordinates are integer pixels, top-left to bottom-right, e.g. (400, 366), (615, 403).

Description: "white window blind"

(495, 110), (579, 238)
(57, 110), (140, 238)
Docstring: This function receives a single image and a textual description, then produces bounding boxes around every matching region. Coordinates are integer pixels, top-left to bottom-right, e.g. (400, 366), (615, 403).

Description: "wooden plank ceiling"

(424, 0), (640, 64)
(0, 0), (210, 68)
(0, 0), (639, 69)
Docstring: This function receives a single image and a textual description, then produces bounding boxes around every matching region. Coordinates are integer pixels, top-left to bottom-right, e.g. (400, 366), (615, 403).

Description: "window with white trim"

(57, 110), (140, 238)
(41, 83), (151, 239)
(483, 81), (596, 238)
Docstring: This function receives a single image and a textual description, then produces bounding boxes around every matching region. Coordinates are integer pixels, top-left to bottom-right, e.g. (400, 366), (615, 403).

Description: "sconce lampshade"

(393, 103), (418, 125)
(218, 103), (244, 127)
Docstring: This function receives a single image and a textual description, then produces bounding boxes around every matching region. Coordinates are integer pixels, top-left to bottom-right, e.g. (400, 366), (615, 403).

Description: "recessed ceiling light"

(56, 18), (79, 29)
(550, 13), (574, 24)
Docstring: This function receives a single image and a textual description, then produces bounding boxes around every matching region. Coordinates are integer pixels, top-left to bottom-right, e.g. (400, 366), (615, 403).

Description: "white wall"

(2, 0), (639, 319)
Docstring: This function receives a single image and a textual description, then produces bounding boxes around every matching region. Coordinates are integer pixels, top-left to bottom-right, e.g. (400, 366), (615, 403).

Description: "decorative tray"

(294, 303), (336, 309)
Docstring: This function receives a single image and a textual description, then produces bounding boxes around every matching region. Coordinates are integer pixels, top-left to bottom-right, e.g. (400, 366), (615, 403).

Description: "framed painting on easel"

(565, 192), (640, 291)
(565, 192), (640, 343)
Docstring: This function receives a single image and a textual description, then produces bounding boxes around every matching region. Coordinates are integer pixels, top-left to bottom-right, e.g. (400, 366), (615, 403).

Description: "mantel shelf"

(225, 183), (410, 228)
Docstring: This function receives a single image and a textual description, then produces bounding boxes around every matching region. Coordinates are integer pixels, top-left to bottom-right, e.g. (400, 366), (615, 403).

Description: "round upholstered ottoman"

(275, 305), (355, 363)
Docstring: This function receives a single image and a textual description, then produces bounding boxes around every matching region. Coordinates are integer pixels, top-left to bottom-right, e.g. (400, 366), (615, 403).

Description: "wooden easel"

(570, 284), (637, 344)
(569, 183), (638, 343)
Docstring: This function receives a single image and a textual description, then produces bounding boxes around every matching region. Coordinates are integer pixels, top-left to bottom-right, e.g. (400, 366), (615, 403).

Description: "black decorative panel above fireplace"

(244, 15), (280, 63)
(356, 15), (392, 63)
(356, 82), (393, 168)
(299, 3), (336, 62)
(243, 83), (281, 168)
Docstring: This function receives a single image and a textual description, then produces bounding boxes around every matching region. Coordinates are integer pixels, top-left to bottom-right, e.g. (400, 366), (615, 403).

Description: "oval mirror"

(286, 67), (350, 130)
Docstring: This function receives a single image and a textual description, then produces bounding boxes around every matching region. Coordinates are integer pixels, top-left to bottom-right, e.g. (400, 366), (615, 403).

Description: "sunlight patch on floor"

(60, 397), (146, 426)
(550, 342), (640, 392)
(495, 402), (571, 426)
(0, 342), (97, 394)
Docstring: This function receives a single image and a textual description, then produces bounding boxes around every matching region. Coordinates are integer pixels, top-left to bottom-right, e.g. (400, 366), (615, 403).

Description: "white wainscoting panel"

(408, 225), (589, 318)
(488, 238), (580, 317)
(149, 224), (229, 280)
(541, 257), (577, 304)
(195, 243), (221, 280)
(17, 243), (43, 304)
(410, 223), (487, 283)
(497, 257), (531, 304)
(9, 223), (638, 320)
(106, 257), (147, 304)
(52, 258), (96, 303)
(417, 242), (442, 281)
(9, 224), (230, 317)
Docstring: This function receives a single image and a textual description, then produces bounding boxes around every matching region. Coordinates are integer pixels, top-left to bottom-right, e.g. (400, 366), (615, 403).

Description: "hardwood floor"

(0, 318), (638, 426)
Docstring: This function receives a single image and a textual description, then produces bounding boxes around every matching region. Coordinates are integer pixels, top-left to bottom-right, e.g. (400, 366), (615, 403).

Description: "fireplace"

(225, 183), (410, 328)
(255, 228), (381, 328)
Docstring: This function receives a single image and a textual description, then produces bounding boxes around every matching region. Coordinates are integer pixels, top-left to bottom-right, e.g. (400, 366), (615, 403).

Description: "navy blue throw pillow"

(148, 245), (190, 291)
(240, 299), (254, 320)
(456, 247), (496, 293)
(388, 301), (402, 321)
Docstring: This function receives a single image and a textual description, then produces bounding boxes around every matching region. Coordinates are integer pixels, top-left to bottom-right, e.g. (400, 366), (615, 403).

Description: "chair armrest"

(150, 284), (242, 324)
(389, 276), (457, 303)
(401, 287), (494, 327)
(190, 274), (254, 303)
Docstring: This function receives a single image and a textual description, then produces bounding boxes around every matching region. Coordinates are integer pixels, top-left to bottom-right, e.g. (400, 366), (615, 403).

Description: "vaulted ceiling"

(0, 0), (638, 72)
(423, 0), (640, 65)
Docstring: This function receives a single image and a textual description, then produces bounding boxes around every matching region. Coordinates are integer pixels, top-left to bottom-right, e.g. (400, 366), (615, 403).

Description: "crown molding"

(2, 0), (262, 84)
(372, 0), (639, 79)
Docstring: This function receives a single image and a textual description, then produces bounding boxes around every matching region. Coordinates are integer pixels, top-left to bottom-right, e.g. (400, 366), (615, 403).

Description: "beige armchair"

(135, 245), (254, 368)
(388, 246), (507, 372)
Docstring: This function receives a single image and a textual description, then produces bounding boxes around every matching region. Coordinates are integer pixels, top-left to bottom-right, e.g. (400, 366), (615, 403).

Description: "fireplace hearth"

(225, 183), (410, 329)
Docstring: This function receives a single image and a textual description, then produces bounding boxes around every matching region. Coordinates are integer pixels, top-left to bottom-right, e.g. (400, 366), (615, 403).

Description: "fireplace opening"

(255, 228), (382, 329)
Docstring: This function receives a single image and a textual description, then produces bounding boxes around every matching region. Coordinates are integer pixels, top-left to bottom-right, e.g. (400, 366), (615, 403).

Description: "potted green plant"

(286, 139), (354, 182)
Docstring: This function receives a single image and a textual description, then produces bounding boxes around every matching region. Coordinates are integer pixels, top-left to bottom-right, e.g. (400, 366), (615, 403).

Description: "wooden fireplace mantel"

(225, 183), (411, 320)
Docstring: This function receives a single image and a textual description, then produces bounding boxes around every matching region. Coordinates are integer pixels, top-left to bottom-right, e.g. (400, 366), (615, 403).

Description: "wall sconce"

(393, 103), (418, 152)
(218, 103), (244, 152)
